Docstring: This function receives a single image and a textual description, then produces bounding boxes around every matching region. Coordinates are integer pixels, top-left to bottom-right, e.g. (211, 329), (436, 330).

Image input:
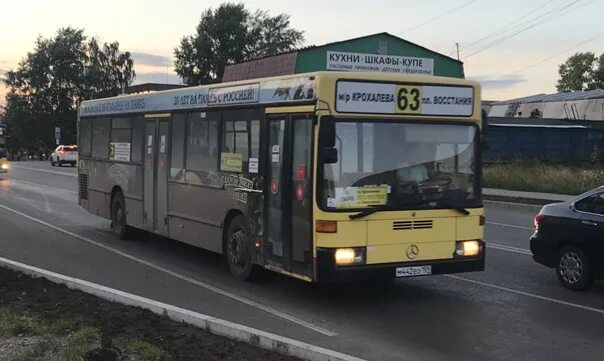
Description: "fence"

(485, 122), (604, 163)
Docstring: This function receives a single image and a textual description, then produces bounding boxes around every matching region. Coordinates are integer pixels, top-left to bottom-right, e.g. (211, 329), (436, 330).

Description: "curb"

(484, 200), (543, 213)
(0, 257), (365, 361)
(483, 188), (572, 203)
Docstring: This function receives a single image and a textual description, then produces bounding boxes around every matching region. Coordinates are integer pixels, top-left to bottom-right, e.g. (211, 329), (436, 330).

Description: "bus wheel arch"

(110, 187), (132, 240)
(223, 211), (258, 281)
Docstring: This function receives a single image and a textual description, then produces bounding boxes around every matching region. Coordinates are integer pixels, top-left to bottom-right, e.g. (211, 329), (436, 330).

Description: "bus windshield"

(321, 120), (479, 211)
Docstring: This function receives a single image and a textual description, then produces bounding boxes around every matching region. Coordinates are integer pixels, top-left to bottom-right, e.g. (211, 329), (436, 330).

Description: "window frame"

(91, 117), (112, 160)
(220, 109), (262, 174)
(573, 192), (604, 216)
(184, 111), (221, 184)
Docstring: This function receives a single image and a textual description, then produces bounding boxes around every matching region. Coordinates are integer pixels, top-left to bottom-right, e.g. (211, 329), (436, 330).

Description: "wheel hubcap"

(559, 252), (583, 284)
(229, 229), (248, 267)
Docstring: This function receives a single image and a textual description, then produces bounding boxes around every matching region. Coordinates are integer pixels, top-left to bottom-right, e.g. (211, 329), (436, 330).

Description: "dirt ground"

(0, 267), (300, 361)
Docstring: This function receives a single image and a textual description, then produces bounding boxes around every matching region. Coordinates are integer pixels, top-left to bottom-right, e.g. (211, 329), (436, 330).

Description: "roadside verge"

(483, 188), (574, 211)
(0, 256), (365, 361)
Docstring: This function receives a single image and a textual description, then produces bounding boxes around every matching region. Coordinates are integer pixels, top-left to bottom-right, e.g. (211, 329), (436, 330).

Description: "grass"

(115, 337), (167, 361)
(484, 162), (604, 195)
(0, 308), (77, 337)
(1, 308), (166, 361)
(58, 327), (99, 361)
(12, 339), (54, 361)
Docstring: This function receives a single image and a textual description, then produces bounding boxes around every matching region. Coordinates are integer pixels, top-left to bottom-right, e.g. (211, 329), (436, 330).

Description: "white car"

(51, 145), (78, 167)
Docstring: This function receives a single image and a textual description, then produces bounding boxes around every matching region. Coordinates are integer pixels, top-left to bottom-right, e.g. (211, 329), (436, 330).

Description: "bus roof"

(79, 71), (480, 119)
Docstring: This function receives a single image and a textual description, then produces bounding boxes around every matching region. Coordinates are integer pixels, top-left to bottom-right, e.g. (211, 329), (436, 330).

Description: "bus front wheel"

(111, 191), (132, 240)
(225, 215), (258, 281)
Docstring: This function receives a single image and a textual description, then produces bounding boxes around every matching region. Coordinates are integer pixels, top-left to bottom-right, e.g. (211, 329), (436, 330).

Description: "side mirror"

(320, 147), (338, 164)
(319, 119), (336, 148)
(481, 109), (489, 151)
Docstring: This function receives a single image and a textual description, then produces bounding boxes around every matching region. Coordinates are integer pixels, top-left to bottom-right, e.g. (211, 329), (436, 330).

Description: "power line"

(509, 30), (604, 75)
(464, 0), (584, 57)
(464, 0), (558, 50)
(463, 0), (588, 58)
(400, 0), (480, 35)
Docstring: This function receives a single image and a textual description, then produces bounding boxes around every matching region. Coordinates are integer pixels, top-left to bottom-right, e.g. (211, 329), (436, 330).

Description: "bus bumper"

(316, 244), (485, 282)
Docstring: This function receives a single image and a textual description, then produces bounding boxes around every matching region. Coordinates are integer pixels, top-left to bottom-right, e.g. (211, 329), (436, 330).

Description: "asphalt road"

(1, 161), (603, 361)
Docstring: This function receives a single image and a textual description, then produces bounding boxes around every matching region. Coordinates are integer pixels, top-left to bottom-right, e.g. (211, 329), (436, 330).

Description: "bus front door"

(265, 115), (313, 277)
(144, 118), (170, 236)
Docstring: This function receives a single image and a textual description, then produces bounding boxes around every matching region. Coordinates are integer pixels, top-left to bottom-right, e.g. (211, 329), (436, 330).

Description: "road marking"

(488, 242), (532, 255)
(446, 275), (604, 316)
(0, 203), (337, 337)
(9, 164), (77, 178)
(486, 221), (533, 230)
(7, 178), (78, 194)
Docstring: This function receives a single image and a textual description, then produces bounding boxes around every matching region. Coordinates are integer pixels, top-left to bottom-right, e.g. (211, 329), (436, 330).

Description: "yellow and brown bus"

(0, 124), (7, 173)
(78, 71), (485, 282)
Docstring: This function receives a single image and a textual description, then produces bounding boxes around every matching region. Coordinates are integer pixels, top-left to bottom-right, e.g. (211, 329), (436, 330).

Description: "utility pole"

(455, 42), (460, 61)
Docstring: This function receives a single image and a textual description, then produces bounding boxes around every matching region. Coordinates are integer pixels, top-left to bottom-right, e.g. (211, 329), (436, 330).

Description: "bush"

(484, 162), (604, 195)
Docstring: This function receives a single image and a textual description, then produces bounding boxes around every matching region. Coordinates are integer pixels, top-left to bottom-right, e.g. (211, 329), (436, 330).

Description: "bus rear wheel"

(111, 191), (132, 240)
(225, 215), (258, 281)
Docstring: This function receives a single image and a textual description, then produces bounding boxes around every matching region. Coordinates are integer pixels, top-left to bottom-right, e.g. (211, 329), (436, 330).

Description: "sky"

(0, 0), (603, 105)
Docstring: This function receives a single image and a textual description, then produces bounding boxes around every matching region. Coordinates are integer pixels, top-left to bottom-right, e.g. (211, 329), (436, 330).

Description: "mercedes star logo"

(406, 245), (419, 259)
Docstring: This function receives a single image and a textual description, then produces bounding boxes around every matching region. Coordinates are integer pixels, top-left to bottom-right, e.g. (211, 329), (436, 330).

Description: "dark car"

(530, 186), (604, 290)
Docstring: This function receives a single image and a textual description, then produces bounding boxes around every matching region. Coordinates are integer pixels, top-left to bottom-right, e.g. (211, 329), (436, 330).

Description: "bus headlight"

(335, 247), (365, 265)
(455, 240), (480, 257)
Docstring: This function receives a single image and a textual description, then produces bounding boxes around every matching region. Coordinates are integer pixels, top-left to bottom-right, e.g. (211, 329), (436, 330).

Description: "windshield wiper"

(349, 205), (392, 220)
(349, 201), (470, 220)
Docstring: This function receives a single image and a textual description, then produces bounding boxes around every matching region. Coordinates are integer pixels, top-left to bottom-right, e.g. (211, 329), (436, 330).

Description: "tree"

(1, 27), (135, 151)
(174, 3), (304, 85)
(591, 53), (604, 90)
(556, 52), (604, 92)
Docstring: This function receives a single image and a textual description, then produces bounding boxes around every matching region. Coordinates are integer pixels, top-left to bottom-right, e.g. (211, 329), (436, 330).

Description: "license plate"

(396, 265), (432, 277)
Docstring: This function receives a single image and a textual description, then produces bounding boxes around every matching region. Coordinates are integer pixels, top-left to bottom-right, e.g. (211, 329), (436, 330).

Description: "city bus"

(77, 71), (486, 282)
(0, 124), (7, 173)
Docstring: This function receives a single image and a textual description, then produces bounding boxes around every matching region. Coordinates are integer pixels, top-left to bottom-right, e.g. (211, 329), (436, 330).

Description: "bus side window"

(131, 115), (144, 163)
(170, 113), (186, 180)
(220, 110), (260, 174)
(111, 117), (132, 143)
(92, 117), (111, 159)
(79, 118), (92, 157)
(185, 111), (219, 185)
(109, 117), (133, 162)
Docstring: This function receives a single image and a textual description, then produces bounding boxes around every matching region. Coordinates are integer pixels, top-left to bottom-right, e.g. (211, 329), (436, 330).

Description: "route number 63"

(396, 85), (422, 114)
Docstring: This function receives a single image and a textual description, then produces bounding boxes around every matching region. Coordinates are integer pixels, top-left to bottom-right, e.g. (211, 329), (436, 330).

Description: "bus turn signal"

(316, 220), (337, 233)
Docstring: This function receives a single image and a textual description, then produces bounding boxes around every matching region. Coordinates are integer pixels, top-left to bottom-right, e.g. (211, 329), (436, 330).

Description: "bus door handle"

(235, 187), (263, 194)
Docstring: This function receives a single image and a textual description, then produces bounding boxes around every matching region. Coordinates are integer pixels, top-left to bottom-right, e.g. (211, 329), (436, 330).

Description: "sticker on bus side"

(335, 81), (474, 117)
(109, 142), (131, 162)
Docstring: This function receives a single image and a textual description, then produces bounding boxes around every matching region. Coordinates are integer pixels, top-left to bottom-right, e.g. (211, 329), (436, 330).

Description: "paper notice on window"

(221, 152), (243, 173)
(160, 135), (166, 153)
(334, 186), (388, 208)
(248, 157), (259, 173)
(109, 142), (131, 162)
